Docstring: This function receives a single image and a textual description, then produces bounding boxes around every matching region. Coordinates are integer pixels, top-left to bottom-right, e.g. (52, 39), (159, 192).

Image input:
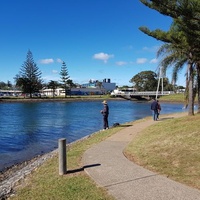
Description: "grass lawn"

(124, 114), (200, 190)
(159, 93), (185, 102)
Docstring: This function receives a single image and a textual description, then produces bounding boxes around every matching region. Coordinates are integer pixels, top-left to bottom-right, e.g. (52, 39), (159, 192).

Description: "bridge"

(111, 90), (172, 100)
(113, 68), (172, 100)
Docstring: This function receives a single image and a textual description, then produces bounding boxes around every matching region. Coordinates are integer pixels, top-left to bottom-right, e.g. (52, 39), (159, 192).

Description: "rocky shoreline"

(0, 149), (58, 199)
(0, 132), (94, 199)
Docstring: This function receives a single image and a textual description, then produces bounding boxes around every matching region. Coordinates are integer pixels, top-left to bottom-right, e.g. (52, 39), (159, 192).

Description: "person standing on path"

(151, 99), (158, 121)
(100, 100), (109, 130)
(157, 100), (161, 119)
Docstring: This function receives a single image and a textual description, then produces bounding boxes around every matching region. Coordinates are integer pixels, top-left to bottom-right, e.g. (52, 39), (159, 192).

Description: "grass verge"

(10, 126), (125, 200)
(124, 114), (200, 190)
(159, 93), (185, 102)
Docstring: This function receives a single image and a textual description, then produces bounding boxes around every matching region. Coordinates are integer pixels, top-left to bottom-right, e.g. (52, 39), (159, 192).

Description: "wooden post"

(58, 138), (67, 175)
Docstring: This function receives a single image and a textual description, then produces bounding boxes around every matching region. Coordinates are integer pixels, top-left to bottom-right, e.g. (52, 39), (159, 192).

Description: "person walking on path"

(157, 100), (161, 119)
(151, 99), (158, 121)
(100, 100), (109, 130)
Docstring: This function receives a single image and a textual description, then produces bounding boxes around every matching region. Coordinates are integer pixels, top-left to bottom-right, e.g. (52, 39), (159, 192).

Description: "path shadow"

(119, 124), (133, 127)
(158, 117), (174, 121)
(67, 163), (101, 174)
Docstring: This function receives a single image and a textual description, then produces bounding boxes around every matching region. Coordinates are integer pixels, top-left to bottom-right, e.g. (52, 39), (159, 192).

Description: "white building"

(41, 78), (116, 96)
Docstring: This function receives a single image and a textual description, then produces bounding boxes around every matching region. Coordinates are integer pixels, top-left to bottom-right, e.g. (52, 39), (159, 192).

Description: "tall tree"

(15, 50), (43, 98)
(0, 81), (6, 89)
(139, 0), (200, 115)
(0, 81), (12, 89)
(60, 61), (70, 98)
(156, 41), (195, 113)
(130, 71), (158, 91)
(7, 81), (12, 89)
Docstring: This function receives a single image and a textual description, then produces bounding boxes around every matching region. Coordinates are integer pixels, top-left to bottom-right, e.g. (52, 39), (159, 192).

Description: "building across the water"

(0, 89), (22, 97)
(0, 78), (116, 97)
(42, 78), (116, 96)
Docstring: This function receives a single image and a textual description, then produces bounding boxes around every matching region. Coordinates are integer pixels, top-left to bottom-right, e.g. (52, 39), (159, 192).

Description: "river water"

(0, 100), (186, 171)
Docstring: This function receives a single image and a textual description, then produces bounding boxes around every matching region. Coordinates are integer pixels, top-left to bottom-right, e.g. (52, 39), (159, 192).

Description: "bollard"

(58, 138), (67, 175)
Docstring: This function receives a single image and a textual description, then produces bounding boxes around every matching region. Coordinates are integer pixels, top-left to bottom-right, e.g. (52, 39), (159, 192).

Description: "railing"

(123, 91), (172, 96)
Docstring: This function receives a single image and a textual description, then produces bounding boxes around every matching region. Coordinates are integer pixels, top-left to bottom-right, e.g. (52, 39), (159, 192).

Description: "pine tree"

(60, 61), (70, 98)
(15, 50), (43, 98)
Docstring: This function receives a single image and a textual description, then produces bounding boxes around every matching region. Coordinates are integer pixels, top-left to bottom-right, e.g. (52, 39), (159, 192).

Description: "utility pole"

(156, 67), (164, 100)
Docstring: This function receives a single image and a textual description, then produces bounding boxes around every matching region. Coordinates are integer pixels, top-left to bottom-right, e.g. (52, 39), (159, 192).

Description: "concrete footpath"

(82, 113), (200, 200)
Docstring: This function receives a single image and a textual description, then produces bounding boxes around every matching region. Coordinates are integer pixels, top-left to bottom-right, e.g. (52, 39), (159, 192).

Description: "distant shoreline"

(0, 97), (113, 103)
(0, 97), (151, 104)
(0, 96), (186, 104)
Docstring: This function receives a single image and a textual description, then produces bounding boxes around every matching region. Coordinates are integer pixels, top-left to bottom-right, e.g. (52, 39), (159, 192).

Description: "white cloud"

(143, 47), (149, 51)
(142, 45), (159, 52)
(123, 45), (133, 50)
(42, 75), (59, 82)
(93, 52), (114, 63)
(52, 70), (58, 74)
(136, 58), (147, 64)
(39, 58), (54, 64)
(56, 58), (63, 63)
(150, 58), (158, 64)
(116, 61), (127, 66)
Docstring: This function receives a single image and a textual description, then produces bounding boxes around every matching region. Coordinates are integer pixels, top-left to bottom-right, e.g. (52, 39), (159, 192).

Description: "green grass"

(10, 127), (125, 200)
(159, 93), (185, 102)
(124, 115), (200, 190)
(159, 93), (199, 104)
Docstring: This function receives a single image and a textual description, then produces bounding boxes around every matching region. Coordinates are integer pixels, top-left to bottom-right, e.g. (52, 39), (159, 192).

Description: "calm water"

(0, 100), (186, 171)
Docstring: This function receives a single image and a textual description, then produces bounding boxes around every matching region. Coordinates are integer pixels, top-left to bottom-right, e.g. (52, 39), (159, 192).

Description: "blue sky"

(0, 0), (185, 87)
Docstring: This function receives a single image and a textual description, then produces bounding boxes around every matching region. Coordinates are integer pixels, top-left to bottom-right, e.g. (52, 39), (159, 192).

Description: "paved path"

(82, 113), (200, 200)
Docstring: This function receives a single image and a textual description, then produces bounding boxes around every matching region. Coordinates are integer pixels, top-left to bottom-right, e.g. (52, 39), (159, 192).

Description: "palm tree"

(157, 42), (196, 115)
(139, 0), (200, 115)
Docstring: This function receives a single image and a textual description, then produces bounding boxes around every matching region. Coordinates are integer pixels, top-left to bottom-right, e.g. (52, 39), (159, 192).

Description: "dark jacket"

(102, 104), (109, 116)
(157, 103), (161, 111)
(151, 100), (158, 110)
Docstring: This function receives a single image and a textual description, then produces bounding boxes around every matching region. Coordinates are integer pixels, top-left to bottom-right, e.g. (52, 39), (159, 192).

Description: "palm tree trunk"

(197, 64), (200, 113)
(188, 63), (194, 116)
